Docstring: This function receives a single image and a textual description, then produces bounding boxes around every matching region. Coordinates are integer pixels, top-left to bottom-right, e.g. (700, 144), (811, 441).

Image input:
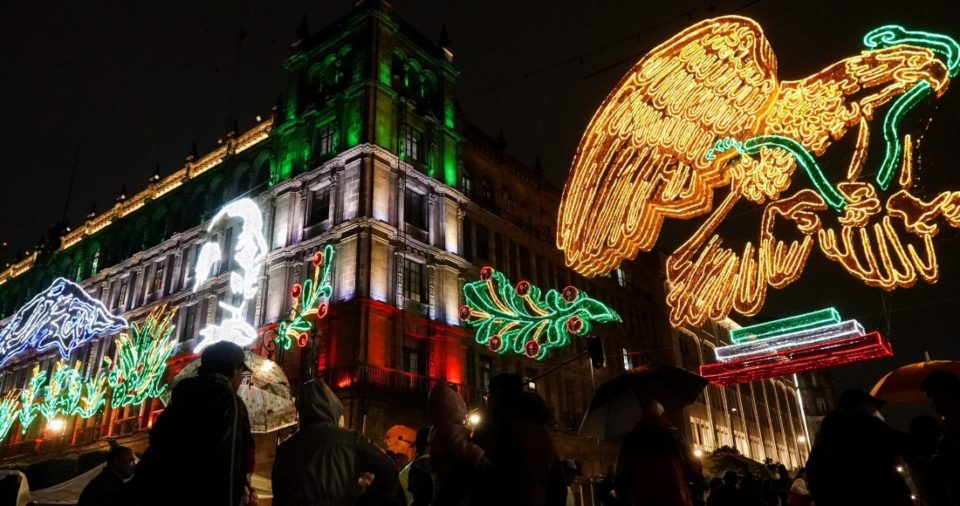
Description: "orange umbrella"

(871, 360), (960, 403)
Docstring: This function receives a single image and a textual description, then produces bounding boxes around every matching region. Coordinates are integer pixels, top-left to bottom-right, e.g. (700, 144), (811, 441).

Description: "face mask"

(873, 410), (885, 422)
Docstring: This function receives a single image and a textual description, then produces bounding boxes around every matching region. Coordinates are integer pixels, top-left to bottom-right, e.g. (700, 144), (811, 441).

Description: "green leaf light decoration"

(18, 365), (46, 433)
(0, 393), (19, 441)
(275, 245), (335, 351)
(105, 305), (178, 409)
(460, 266), (622, 360)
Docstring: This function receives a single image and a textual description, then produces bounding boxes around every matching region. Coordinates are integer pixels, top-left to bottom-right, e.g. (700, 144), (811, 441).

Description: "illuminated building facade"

(0, 0), (820, 476)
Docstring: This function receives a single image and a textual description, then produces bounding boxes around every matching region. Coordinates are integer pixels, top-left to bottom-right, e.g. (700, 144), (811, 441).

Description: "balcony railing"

(318, 364), (485, 407)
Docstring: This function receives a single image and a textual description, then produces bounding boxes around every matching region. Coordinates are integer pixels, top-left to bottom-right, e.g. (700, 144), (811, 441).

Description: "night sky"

(2, 0), (959, 428)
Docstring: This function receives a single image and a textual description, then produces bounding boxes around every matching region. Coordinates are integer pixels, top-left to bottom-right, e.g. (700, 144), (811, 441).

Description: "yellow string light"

(558, 15), (955, 327)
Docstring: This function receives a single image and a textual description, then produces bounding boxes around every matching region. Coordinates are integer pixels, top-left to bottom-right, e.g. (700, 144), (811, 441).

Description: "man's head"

(198, 341), (250, 391)
(107, 445), (136, 481)
(641, 398), (665, 419)
(920, 371), (960, 417)
(722, 470), (738, 487)
(838, 388), (885, 418)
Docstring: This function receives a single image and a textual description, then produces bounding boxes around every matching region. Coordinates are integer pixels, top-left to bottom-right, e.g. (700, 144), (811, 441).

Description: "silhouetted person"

(596, 466), (620, 506)
(739, 474), (764, 506)
(920, 371), (960, 504)
(400, 427), (434, 506)
(272, 380), (398, 506)
(786, 468), (811, 506)
(427, 383), (486, 506)
(79, 444), (136, 506)
(806, 388), (912, 506)
(616, 400), (702, 506)
(759, 464), (782, 506)
(135, 341), (255, 506)
(706, 471), (739, 506)
(905, 415), (950, 506)
(472, 374), (567, 505)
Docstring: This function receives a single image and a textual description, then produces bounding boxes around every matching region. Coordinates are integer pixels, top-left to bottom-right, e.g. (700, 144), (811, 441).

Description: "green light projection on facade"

(460, 267), (621, 360)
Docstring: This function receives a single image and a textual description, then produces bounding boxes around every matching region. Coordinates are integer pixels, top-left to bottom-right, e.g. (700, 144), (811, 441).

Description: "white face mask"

(873, 410), (885, 422)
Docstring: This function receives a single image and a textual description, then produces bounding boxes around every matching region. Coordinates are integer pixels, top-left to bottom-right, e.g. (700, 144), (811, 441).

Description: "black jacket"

(134, 373), (254, 506)
(471, 391), (567, 506)
(806, 410), (912, 506)
(79, 467), (130, 506)
(272, 381), (398, 506)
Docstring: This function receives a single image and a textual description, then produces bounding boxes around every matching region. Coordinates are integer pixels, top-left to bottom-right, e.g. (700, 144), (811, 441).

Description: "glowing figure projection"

(0, 278), (127, 368)
(193, 198), (268, 352)
(557, 17), (960, 327)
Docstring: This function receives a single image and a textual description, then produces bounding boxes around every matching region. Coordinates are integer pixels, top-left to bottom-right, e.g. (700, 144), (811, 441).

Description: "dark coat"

(78, 467), (130, 506)
(427, 384), (485, 506)
(471, 391), (566, 506)
(134, 373), (254, 506)
(806, 410), (912, 506)
(616, 415), (702, 506)
(272, 381), (398, 506)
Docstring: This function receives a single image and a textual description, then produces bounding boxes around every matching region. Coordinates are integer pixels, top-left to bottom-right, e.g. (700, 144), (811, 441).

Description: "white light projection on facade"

(0, 278), (128, 367)
(192, 198), (268, 352)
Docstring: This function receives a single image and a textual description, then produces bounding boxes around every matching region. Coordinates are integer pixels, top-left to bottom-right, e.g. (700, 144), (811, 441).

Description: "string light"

(716, 319), (865, 362)
(104, 305), (178, 409)
(0, 278), (128, 368)
(276, 246), (335, 351)
(701, 331), (893, 386)
(459, 267), (621, 360)
(557, 15), (957, 327)
(193, 198), (268, 352)
(730, 307), (840, 343)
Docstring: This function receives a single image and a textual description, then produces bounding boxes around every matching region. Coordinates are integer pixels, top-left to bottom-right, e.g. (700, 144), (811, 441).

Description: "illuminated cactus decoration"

(105, 305), (178, 409)
(76, 370), (109, 418)
(460, 267), (621, 360)
(39, 361), (84, 420)
(0, 393), (19, 440)
(276, 245), (334, 351)
(18, 365), (46, 432)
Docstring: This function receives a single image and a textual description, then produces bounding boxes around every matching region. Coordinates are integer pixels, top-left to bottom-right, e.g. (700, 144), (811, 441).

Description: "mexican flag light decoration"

(459, 266), (621, 360)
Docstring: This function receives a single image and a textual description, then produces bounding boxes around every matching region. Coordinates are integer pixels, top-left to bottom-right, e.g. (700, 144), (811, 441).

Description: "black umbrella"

(579, 365), (709, 440)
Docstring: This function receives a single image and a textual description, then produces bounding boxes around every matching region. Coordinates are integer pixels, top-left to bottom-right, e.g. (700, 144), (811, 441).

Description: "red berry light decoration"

(461, 267), (621, 361)
(312, 251), (324, 267)
(291, 283), (303, 299)
(276, 244), (335, 351)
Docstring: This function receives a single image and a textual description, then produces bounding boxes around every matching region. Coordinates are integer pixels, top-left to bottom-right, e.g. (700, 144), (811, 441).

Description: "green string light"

(105, 308), (178, 409)
(460, 267), (621, 360)
(276, 245), (335, 351)
(731, 307), (841, 343)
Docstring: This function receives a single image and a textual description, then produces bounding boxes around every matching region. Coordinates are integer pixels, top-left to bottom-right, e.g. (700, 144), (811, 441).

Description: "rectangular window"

(613, 268), (626, 287)
(222, 228), (234, 273)
(479, 356), (493, 391)
(475, 224), (490, 260)
(495, 233), (504, 269)
(518, 246), (531, 279)
(462, 217), (474, 262)
(181, 304), (197, 343)
(403, 259), (426, 303)
(404, 190), (427, 230)
(152, 261), (165, 293)
(90, 250), (100, 276)
(509, 240), (520, 279)
(309, 188), (332, 226)
(317, 122), (337, 156)
(402, 346), (420, 374)
(115, 278), (129, 309)
(402, 125), (422, 162)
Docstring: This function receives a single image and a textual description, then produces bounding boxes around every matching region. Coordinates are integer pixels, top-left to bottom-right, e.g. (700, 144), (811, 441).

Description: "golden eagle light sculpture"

(557, 16), (960, 327)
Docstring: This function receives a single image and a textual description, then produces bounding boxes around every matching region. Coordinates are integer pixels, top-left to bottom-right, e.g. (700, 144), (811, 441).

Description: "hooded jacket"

(272, 381), (398, 506)
(427, 384), (486, 505)
(472, 390), (567, 506)
(134, 373), (254, 506)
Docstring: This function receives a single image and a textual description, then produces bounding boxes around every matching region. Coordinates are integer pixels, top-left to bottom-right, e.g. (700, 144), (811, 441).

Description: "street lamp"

(46, 418), (66, 434)
(797, 435), (806, 444)
(694, 449), (704, 458)
(467, 412), (482, 428)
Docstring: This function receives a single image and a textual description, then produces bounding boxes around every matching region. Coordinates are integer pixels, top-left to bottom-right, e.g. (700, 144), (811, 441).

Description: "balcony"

(318, 364), (485, 407)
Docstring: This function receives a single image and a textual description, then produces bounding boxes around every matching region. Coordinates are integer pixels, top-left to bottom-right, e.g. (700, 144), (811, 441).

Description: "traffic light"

(587, 335), (605, 369)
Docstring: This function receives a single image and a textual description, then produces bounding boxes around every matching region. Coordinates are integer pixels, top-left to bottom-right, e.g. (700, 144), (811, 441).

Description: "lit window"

(461, 168), (473, 196)
(316, 122), (337, 156)
(90, 249), (100, 276)
(401, 125), (422, 162)
(403, 259), (426, 303)
(116, 279), (129, 309)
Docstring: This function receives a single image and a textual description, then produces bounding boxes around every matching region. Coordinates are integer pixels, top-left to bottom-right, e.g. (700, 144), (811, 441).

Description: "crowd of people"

(75, 340), (960, 506)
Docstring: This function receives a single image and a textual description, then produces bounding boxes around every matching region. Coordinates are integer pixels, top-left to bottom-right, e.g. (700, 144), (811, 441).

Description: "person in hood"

(400, 427), (435, 506)
(272, 380), (398, 506)
(427, 383), (487, 505)
(78, 444), (136, 506)
(921, 371), (960, 504)
(134, 341), (255, 506)
(616, 399), (702, 506)
(806, 388), (912, 506)
(471, 373), (567, 506)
